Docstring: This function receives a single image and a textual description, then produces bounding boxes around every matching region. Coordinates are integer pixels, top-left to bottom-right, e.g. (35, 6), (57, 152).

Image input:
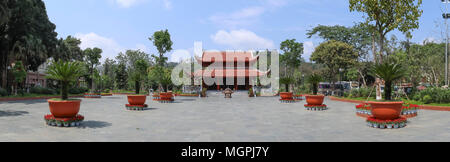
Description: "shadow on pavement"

(0, 110), (29, 117)
(80, 121), (112, 129)
(3, 99), (48, 105)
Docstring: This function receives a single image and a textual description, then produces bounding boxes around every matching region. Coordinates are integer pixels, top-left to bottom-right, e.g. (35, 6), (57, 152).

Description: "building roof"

(195, 51), (259, 64)
(192, 69), (270, 77)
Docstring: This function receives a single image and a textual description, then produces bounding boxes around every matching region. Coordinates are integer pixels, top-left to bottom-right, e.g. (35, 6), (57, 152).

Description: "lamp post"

(443, 0), (449, 86)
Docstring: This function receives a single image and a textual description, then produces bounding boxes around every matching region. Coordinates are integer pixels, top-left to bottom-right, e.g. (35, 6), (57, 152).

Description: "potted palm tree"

(368, 60), (406, 120)
(279, 77), (294, 100)
(127, 59), (148, 106)
(305, 73), (324, 105)
(46, 61), (83, 118)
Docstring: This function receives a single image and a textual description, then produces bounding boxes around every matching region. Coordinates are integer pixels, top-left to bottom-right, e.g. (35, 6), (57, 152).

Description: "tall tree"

(149, 29), (173, 67)
(311, 40), (359, 90)
(349, 0), (423, 63)
(280, 39), (303, 72)
(0, 0), (58, 88)
(149, 29), (173, 92)
(307, 24), (372, 61)
(115, 63), (128, 90)
(83, 47), (102, 90)
(350, 0), (423, 100)
(130, 59), (149, 94)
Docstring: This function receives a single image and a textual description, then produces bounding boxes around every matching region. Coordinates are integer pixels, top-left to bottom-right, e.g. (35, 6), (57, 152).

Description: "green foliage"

(412, 88), (450, 104)
(130, 59), (149, 94)
(0, 87), (7, 96)
(371, 59), (406, 100)
(307, 73), (323, 95)
(83, 47), (102, 89)
(12, 61), (26, 84)
(149, 29), (173, 66)
(345, 87), (372, 98)
(311, 40), (358, 83)
(307, 24), (372, 59)
(115, 63), (128, 90)
(350, 0), (423, 62)
(280, 39), (303, 70)
(68, 86), (88, 94)
(46, 61), (84, 100)
(30, 86), (56, 95)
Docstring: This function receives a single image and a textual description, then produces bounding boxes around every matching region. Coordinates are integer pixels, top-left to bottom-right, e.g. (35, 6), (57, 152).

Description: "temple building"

(194, 51), (270, 90)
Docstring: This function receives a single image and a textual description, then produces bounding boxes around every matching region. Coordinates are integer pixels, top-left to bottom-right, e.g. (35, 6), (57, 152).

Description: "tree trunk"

(62, 81), (68, 100)
(385, 81), (392, 101)
(135, 81), (140, 94)
(358, 69), (367, 87)
(375, 32), (385, 101)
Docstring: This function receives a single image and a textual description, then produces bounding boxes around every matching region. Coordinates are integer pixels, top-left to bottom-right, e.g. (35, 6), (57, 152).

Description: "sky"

(43, 0), (446, 63)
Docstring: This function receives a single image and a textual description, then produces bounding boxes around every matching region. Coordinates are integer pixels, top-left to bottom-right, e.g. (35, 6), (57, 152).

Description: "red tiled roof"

(192, 69), (269, 77)
(196, 51), (259, 63)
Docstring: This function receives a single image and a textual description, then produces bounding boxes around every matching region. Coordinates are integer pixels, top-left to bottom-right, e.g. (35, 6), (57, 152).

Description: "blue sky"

(43, 0), (446, 62)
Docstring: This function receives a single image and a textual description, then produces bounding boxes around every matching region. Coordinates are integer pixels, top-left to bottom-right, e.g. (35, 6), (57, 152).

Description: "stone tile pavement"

(0, 91), (449, 142)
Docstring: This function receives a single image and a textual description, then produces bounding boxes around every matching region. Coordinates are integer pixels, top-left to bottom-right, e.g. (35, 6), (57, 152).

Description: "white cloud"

(211, 29), (275, 50)
(209, 7), (265, 29)
(115, 0), (144, 8)
(75, 33), (125, 62)
(163, 0), (172, 10)
(303, 41), (315, 62)
(114, 0), (172, 9)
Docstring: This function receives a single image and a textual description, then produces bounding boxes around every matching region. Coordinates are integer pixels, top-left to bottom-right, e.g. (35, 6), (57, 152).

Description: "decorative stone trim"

(304, 104), (328, 111)
(44, 114), (84, 127)
(366, 117), (407, 129)
(355, 103), (419, 119)
(125, 104), (148, 111)
(84, 94), (102, 98)
(293, 95), (304, 101)
(279, 99), (297, 103)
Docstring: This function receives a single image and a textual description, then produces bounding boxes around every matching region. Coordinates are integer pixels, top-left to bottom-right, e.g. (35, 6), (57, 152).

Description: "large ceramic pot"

(160, 92), (173, 101)
(368, 101), (403, 120)
(48, 99), (81, 118)
(305, 95), (325, 105)
(127, 95), (147, 105)
(280, 92), (293, 100)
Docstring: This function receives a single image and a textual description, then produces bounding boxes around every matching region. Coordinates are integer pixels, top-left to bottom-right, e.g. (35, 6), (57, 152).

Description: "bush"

(69, 87), (89, 94)
(422, 95), (432, 104)
(348, 87), (372, 98)
(414, 87), (450, 104)
(0, 87), (7, 96)
(30, 86), (56, 95)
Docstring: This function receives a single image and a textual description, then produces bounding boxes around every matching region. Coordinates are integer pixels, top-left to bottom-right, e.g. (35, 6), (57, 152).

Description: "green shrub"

(69, 87), (89, 94)
(0, 87), (8, 96)
(414, 88), (450, 104)
(422, 95), (432, 104)
(30, 86), (56, 95)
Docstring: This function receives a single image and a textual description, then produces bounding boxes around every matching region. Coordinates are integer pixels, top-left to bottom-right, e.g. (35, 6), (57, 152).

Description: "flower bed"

(44, 114), (84, 127)
(304, 104), (328, 111)
(101, 93), (113, 96)
(355, 103), (419, 118)
(152, 94), (160, 101)
(356, 103), (372, 117)
(125, 104), (148, 111)
(366, 117), (407, 129)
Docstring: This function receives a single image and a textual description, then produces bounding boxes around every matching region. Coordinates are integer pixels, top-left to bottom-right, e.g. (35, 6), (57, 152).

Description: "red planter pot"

(160, 92), (174, 101)
(48, 99), (81, 118)
(368, 101), (403, 120)
(280, 92), (293, 100)
(305, 95), (325, 105)
(127, 95), (147, 105)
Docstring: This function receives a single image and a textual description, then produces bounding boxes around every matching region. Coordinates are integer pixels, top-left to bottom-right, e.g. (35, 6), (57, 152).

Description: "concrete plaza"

(0, 91), (449, 142)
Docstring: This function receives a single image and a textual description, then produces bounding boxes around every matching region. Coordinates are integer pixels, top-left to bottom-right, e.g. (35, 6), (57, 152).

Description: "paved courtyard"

(0, 91), (449, 142)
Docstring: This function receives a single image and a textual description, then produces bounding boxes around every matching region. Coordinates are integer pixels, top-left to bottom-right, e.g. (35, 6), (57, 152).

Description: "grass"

(337, 96), (450, 107)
